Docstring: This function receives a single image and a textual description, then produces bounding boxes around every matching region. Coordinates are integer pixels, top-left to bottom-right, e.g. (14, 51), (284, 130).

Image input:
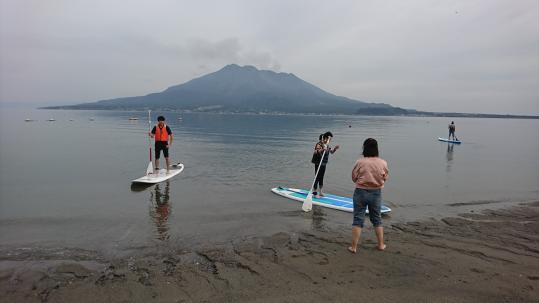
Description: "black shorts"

(155, 141), (169, 159)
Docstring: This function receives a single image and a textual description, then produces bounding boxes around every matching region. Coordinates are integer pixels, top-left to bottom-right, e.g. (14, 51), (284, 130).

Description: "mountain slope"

(46, 64), (394, 113)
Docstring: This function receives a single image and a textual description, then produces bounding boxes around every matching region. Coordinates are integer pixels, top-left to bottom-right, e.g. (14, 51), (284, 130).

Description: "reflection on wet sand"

(148, 182), (171, 241)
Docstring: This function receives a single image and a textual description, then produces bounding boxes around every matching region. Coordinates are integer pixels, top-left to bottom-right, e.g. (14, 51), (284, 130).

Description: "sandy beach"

(1, 201), (538, 303)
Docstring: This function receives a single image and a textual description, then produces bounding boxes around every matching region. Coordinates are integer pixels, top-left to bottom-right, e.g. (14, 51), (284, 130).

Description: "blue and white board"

(438, 137), (461, 144)
(271, 187), (391, 214)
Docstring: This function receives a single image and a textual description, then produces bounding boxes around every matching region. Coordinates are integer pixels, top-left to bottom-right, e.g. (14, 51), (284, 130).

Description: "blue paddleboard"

(438, 137), (461, 144)
(271, 187), (391, 214)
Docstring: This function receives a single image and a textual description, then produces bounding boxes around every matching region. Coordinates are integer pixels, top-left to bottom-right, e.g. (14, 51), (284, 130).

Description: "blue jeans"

(352, 188), (382, 228)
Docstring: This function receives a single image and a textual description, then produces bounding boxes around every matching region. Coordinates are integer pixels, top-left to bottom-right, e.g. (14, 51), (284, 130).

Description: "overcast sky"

(1, 0), (538, 114)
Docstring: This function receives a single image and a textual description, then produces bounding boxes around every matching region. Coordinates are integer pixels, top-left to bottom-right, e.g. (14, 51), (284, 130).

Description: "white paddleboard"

(438, 137), (461, 144)
(132, 163), (184, 184)
(271, 187), (391, 214)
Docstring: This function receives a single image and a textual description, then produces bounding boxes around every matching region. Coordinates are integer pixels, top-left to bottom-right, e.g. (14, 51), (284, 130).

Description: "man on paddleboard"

(448, 121), (457, 141)
(150, 116), (173, 172)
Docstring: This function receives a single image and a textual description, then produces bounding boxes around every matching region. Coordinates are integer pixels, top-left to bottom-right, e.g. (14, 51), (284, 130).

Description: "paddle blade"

(302, 192), (313, 212)
(146, 161), (153, 175)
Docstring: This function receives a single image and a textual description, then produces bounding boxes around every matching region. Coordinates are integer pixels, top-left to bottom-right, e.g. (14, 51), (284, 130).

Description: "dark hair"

(319, 134), (324, 141)
(157, 116), (165, 121)
(362, 138), (379, 157)
(323, 131), (333, 139)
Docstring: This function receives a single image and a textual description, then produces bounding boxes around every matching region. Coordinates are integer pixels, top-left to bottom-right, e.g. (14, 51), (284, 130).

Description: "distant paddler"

(448, 121), (458, 141)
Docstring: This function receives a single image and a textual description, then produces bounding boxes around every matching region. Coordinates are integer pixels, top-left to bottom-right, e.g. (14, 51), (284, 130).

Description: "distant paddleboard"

(132, 164), (184, 184)
(438, 137), (461, 144)
(271, 187), (391, 214)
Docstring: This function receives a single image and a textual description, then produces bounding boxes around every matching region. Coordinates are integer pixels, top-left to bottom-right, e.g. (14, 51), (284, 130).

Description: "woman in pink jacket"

(348, 138), (389, 253)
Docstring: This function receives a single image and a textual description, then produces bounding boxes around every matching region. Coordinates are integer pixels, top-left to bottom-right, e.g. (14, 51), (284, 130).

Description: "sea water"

(1, 108), (538, 256)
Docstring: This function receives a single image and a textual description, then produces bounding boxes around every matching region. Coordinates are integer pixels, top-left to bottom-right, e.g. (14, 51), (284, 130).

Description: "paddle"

(302, 137), (331, 212)
(146, 110), (154, 175)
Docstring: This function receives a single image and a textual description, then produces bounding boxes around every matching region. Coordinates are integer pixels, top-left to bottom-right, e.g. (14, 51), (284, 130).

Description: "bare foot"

(376, 244), (387, 251)
(347, 246), (357, 254)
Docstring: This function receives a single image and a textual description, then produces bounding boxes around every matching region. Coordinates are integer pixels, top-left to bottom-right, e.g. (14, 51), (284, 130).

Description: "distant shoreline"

(26, 64), (539, 120)
(38, 106), (539, 119)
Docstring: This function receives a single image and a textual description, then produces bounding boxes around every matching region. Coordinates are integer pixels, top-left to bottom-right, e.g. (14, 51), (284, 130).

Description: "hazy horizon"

(1, 0), (538, 115)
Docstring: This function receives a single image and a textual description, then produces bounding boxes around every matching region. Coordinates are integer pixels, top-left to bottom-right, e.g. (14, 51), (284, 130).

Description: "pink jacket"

(351, 157), (389, 189)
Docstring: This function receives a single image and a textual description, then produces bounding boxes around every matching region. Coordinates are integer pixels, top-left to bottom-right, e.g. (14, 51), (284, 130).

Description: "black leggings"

(314, 164), (326, 191)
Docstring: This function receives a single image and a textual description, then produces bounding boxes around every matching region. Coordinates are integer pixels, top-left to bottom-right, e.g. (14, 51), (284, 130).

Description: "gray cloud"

(185, 38), (281, 74)
(0, 0), (537, 114)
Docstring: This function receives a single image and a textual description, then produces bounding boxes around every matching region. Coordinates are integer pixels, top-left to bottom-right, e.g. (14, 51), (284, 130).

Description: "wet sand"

(1, 201), (538, 303)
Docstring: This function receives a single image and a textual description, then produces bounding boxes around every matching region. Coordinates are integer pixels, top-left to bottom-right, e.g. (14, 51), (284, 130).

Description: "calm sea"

(1, 108), (538, 256)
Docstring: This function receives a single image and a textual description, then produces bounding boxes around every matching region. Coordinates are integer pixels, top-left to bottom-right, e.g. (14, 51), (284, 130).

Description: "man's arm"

(167, 126), (173, 146)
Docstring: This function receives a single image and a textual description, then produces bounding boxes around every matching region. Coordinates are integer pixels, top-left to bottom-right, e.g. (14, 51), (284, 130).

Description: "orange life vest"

(154, 124), (169, 142)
